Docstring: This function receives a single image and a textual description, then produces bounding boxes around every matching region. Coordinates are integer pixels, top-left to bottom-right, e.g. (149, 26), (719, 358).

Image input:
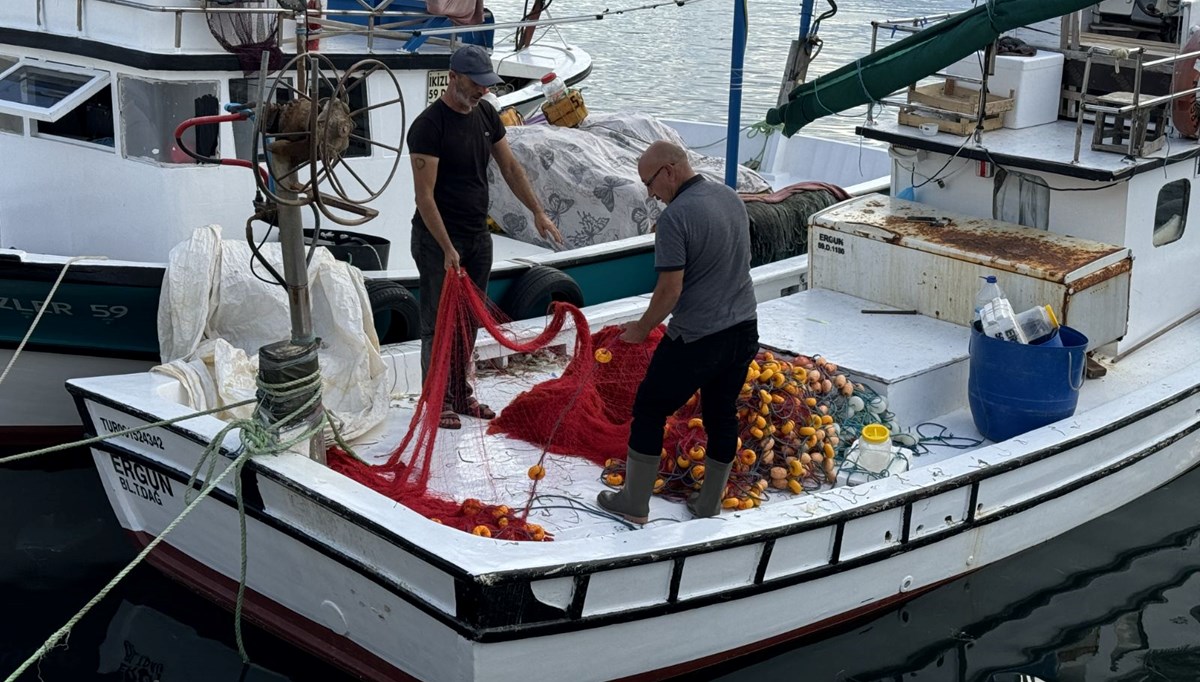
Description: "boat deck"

(858, 118), (1200, 182)
(345, 288), (1200, 542)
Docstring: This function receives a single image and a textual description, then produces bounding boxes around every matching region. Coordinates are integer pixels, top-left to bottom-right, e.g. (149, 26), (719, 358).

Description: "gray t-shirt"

(655, 176), (757, 342)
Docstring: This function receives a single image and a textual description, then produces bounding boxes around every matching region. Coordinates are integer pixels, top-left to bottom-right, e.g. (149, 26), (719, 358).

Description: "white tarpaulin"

(486, 112), (771, 250)
(154, 225), (390, 441)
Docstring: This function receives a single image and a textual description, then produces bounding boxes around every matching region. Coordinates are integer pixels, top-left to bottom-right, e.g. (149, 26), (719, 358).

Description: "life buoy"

(1171, 28), (1200, 139)
(501, 265), (584, 321)
(365, 280), (420, 344)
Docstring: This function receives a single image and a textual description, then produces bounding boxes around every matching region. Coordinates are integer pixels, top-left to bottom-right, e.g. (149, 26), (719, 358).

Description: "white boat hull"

(74, 356), (1200, 680)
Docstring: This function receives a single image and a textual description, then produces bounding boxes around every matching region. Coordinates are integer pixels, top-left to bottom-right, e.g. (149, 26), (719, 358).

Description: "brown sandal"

(438, 409), (462, 430)
(459, 399), (496, 420)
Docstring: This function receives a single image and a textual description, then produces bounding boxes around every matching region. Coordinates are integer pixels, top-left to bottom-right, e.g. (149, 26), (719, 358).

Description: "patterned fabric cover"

(486, 112), (771, 251)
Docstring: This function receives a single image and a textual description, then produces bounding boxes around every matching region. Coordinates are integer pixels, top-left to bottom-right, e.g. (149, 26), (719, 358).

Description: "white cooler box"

(808, 196), (1131, 351)
(945, 50), (1064, 128)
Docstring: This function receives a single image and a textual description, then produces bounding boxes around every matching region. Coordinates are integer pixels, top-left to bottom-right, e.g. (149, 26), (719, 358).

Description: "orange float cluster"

(602, 350), (862, 512)
(430, 498), (551, 541)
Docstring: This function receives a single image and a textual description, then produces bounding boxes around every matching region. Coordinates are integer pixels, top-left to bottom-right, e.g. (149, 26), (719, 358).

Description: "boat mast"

(777, 0), (819, 107)
(724, 0), (748, 187)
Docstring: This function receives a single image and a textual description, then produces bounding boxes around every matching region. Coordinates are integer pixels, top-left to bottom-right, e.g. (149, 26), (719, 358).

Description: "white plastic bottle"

(974, 275), (1005, 323)
(539, 72), (566, 104)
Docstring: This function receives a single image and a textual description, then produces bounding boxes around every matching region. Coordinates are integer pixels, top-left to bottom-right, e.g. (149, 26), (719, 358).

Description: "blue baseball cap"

(449, 45), (502, 87)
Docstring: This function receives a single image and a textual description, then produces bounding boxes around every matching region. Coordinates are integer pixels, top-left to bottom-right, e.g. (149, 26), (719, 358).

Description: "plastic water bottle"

(974, 275), (1005, 322)
(539, 72), (566, 104)
(855, 423), (893, 474)
(1015, 304), (1060, 344)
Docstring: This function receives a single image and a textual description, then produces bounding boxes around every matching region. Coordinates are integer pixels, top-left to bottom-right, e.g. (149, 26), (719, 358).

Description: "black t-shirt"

(407, 99), (506, 237)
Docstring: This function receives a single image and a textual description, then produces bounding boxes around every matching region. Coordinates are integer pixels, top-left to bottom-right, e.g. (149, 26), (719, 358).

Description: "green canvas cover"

(767, 0), (1095, 136)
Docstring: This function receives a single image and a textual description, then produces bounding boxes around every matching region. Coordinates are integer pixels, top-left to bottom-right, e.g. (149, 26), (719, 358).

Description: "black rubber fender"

(365, 280), (420, 344)
(500, 265), (584, 320)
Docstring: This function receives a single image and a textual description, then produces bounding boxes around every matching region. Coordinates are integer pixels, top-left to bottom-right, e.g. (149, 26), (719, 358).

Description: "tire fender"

(365, 280), (420, 344)
(500, 265), (584, 320)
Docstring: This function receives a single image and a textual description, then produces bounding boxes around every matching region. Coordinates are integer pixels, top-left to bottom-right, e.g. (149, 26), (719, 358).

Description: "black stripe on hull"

(69, 379), (1200, 643)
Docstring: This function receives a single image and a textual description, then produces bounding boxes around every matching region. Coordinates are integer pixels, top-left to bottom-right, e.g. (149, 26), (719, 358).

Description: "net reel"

(253, 53), (406, 226)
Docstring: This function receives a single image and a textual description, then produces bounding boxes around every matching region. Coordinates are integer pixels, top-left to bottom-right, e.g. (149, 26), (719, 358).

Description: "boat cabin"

(0, 0), (586, 263)
(851, 4), (1200, 359)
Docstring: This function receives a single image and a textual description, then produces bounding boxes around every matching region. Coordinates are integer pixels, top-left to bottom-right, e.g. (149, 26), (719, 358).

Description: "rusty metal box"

(808, 196), (1132, 350)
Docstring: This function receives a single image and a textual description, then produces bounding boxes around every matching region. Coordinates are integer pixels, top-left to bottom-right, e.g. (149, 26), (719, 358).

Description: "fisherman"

(598, 141), (759, 521)
(408, 44), (563, 430)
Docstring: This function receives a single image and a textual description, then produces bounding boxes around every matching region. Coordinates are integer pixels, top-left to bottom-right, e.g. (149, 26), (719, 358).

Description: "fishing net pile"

(328, 272), (893, 540)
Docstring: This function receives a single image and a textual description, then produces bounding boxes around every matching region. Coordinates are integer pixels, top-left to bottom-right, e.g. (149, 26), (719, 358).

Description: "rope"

(4, 445), (249, 682)
(5, 366), (330, 677)
(0, 398), (257, 467)
(0, 255), (107, 391)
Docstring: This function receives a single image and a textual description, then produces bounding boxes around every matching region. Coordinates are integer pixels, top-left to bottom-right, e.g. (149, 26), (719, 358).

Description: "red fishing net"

(329, 270), (869, 540)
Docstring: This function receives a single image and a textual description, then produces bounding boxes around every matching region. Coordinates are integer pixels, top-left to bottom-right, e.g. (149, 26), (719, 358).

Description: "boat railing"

(868, 13), (956, 53)
(1071, 44), (1200, 161)
(863, 13), (998, 140)
(52, 0), (462, 52)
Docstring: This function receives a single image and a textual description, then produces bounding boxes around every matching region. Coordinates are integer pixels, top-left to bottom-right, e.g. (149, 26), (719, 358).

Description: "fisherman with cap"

(408, 44), (563, 430)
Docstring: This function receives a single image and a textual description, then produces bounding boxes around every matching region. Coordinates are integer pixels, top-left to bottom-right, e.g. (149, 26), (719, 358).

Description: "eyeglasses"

(643, 164), (670, 188)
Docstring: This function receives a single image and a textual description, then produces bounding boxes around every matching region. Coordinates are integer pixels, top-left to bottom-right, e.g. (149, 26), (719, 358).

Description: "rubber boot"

(687, 457), (733, 519)
(597, 448), (659, 524)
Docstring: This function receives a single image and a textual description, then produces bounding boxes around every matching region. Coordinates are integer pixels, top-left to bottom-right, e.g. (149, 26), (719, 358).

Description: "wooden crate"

(907, 80), (1014, 116)
(898, 79), (1012, 136)
(898, 108), (1005, 136)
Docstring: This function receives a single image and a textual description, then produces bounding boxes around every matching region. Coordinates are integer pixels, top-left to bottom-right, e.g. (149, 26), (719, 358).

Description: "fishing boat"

(35, 0), (1200, 680)
(0, 0), (889, 448)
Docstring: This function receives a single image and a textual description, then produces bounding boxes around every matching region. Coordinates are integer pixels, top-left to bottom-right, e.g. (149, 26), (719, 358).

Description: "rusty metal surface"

(822, 196), (1126, 282)
(1069, 258), (1133, 292)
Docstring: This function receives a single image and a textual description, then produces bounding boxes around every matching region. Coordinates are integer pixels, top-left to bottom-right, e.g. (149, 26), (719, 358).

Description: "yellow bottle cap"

(861, 423), (890, 444)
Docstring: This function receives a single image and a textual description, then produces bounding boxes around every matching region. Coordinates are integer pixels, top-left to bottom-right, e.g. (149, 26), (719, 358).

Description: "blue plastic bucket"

(967, 324), (1087, 442)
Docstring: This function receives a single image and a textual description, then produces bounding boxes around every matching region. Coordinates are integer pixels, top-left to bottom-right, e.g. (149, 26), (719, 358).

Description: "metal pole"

(276, 192), (315, 345)
(1129, 50), (1144, 157)
(1073, 49), (1095, 164)
(798, 0), (813, 39)
(973, 42), (994, 145)
(724, 0), (747, 188)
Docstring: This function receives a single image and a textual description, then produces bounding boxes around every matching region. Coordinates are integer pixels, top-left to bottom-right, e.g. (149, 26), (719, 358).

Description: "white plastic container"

(539, 72), (566, 104)
(854, 424), (893, 474)
(945, 50), (1065, 129)
(980, 297), (1026, 343)
(1015, 304), (1060, 344)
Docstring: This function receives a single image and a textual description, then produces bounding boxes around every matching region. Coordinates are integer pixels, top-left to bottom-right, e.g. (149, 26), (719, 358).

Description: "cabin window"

(119, 77), (220, 165)
(1153, 179), (1188, 247)
(0, 55), (19, 134)
(0, 59), (111, 131)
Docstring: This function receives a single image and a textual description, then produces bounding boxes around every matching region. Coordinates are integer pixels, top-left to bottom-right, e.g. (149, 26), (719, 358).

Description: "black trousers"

(411, 227), (492, 409)
(628, 319), (759, 464)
